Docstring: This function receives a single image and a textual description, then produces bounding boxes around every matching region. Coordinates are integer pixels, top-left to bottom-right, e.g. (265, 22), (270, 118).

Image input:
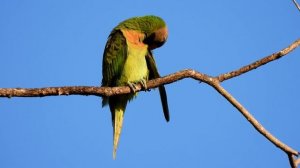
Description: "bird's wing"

(146, 51), (170, 122)
(101, 30), (128, 107)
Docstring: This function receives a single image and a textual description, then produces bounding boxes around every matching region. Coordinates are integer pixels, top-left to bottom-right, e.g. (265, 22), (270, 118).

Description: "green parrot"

(101, 15), (170, 159)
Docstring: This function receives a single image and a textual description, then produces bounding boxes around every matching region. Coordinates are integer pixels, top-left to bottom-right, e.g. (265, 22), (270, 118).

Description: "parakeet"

(101, 15), (169, 159)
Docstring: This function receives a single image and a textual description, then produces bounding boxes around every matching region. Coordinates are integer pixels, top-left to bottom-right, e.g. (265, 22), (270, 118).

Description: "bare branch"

(217, 39), (300, 82)
(1, 38), (300, 167)
(0, 70), (210, 98)
(293, 0), (300, 12)
(211, 81), (299, 156)
(1, 39), (300, 98)
(288, 154), (300, 168)
(288, 154), (297, 168)
(297, 158), (300, 166)
(0, 86), (127, 98)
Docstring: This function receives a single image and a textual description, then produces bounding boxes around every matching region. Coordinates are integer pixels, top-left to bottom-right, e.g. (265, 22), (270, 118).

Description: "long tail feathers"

(158, 85), (170, 122)
(113, 108), (124, 159)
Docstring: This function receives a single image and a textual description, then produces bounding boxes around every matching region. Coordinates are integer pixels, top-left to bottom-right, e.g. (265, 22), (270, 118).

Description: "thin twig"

(297, 158), (300, 166)
(288, 154), (300, 168)
(210, 81), (299, 155)
(217, 39), (300, 82)
(293, 0), (300, 12)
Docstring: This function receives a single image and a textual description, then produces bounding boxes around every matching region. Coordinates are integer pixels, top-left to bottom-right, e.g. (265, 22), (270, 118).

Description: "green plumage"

(101, 15), (169, 159)
(101, 30), (127, 106)
(115, 15), (167, 36)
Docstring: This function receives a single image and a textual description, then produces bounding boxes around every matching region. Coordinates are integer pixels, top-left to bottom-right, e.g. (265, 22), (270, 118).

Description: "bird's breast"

(118, 42), (148, 84)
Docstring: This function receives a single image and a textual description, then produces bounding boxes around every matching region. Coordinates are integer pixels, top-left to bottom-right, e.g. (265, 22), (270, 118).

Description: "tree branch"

(289, 154), (300, 168)
(293, 0), (300, 12)
(211, 81), (299, 156)
(1, 38), (300, 167)
(217, 39), (300, 82)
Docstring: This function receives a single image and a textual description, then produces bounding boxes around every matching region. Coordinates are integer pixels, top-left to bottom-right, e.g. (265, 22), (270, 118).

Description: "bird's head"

(134, 15), (168, 50)
(116, 15), (168, 50)
(144, 26), (168, 50)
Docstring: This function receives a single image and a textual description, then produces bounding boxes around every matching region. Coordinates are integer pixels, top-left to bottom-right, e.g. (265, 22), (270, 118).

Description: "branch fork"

(1, 39), (300, 167)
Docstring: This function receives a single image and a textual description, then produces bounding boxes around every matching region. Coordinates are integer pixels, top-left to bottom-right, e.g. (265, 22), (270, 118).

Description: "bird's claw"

(127, 79), (148, 93)
(139, 79), (148, 91)
(127, 82), (137, 93)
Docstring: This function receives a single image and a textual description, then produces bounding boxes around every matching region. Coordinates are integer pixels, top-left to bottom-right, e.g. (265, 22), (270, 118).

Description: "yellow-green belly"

(117, 42), (148, 85)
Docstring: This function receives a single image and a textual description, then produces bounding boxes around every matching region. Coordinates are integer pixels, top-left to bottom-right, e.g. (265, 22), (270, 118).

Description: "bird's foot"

(127, 81), (138, 93)
(127, 79), (149, 93)
(139, 79), (149, 91)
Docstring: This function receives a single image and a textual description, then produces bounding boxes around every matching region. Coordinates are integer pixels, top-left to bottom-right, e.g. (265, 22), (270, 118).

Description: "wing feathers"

(102, 30), (128, 106)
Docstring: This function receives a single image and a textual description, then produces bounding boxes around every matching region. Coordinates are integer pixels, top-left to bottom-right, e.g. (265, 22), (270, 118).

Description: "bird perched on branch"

(101, 15), (170, 159)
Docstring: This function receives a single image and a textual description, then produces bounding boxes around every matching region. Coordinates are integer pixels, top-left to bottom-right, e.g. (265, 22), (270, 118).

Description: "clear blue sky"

(1, 0), (300, 168)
